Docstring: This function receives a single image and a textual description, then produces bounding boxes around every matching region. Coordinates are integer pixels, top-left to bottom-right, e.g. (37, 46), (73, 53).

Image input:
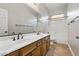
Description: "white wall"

(49, 19), (68, 44)
(67, 3), (79, 55)
(0, 3), (37, 35)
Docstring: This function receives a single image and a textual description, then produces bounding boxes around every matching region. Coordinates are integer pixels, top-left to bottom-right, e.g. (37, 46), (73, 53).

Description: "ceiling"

(44, 3), (67, 16)
(26, 3), (68, 19)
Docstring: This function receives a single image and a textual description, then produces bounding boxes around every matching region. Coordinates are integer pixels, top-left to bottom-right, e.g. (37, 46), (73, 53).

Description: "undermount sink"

(0, 33), (45, 49)
(0, 33), (44, 48)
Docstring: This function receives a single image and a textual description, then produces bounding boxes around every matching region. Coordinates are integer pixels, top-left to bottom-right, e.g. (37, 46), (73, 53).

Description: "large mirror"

(0, 3), (49, 37)
(0, 3), (39, 36)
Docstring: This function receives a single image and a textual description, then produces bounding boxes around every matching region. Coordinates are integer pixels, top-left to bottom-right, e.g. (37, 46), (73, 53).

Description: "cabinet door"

(41, 38), (47, 56)
(46, 36), (50, 51)
(19, 42), (36, 56)
(32, 46), (41, 56)
(43, 43), (47, 55)
(6, 50), (19, 56)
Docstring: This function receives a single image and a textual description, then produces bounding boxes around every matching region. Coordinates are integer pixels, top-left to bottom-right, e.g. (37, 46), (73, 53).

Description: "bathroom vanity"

(0, 33), (50, 56)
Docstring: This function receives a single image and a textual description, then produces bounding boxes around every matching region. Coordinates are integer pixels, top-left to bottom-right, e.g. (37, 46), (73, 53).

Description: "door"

(0, 8), (8, 36)
(32, 46), (41, 56)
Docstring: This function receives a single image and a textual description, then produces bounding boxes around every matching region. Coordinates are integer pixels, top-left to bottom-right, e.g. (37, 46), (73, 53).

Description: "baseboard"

(67, 42), (75, 56)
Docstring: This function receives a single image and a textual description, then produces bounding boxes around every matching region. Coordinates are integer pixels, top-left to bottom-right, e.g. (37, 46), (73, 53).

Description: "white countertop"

(0, 33), (49, 56)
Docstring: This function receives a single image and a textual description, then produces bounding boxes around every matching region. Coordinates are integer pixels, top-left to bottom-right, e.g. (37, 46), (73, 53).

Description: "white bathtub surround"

(67, 3), (79, 55)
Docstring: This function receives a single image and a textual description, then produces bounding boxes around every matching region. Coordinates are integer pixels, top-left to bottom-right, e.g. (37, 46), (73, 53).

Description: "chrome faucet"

(37, 31), (40, 35)
(11, 36), (16, 41)
(13, 37), (16, 41)
(17, 32), (23, 40)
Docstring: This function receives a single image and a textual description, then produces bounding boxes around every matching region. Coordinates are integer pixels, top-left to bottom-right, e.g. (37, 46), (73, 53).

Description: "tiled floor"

(46, 43), (72, 56)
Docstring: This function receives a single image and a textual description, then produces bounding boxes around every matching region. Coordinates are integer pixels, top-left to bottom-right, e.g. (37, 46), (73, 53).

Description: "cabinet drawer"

(19, 42), (36, 56)
(47, 39), (50, 42)
(42, 39), (46, 43)
(46, 37), (49, 40)
(46, 36), (50, 39)
(36, 40), (42, 46)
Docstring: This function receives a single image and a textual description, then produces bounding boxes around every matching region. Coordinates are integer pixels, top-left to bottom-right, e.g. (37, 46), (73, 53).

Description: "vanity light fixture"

(51, 14), (64, 19)
(40, 16), (48, 20)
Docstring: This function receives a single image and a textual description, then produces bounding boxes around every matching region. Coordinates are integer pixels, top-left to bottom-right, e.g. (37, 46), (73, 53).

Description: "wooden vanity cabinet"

(5, 35), (50, 56)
